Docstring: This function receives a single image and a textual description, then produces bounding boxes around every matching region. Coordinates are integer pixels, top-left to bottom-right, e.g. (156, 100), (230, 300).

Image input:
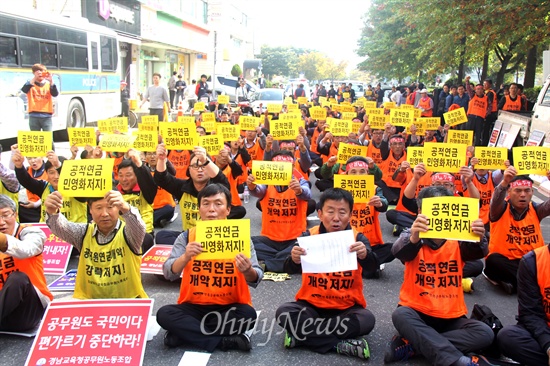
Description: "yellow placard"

(321, 100), (332, 108)
(512, 146), (550, 175)
(138, 119), (159, 132)
(287, 103), (299, 110)
(327, 118), (352, 137)
(284, 97), (293, 105)
(199, 135), (224, 156)
(141, 115), (159, 124)
(400, 104), (414, 109)
(239, 116), (260, 131)
(194, 102), (205, 111)
(447, 130), (473, 146)
(310, 107), (327, 120)
(406, 121), (426, 135)
(419, 196), (480, 242)
(99, 133), (136, 153)
(329, 97), (337, 103)
(216, 123), (240, 142)
(297, 97), (308, 105)
(351, 122), (362, 135)
(343, 92), (350, 99)
(333, 174), (374, 203)
(267, 103), (282, 113)
(443, 108), (468, 127)
(366, 108), (384, 116)
(339, 105), (355, 113)
(474, 147), (508, 170)
(68, 127), (95, 147)
(368, 114), (390, 129)
(201, 121), (216, 134)
(337, 143), (368, 164)
(390, 109), (415, 127)
(407, 146), (424, 167)
(201, 112), (216, 123)
(132, 131), (157, 152)
(418, 117), (440, 131)
(97, 117), (128, 134)
(177, 116), (196, 123)
(195, 219), (251, 260)
(217, 95), (229, 104)
(363, 101), (377, 109)
(318, 96), (327, 105)
(424, 142), (467, 173)
(159, 122), (198, 150)
(271, 119), (300, 140)
(17, 131), (53, 157)
(252, 160), (293, 185)
(342, 112), (357, 120)
(384, 102), (396, 109)
(58, 158), (114, 198)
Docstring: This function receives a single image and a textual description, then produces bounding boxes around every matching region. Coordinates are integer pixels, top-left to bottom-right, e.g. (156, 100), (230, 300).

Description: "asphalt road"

(1, 142), (549, 366)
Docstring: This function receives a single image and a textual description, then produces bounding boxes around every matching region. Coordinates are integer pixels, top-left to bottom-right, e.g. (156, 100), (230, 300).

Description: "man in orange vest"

(157, 184), (263, 352)
(21, 63), (59, 132)
(0, 194), (52, 332)
(484, 167), (550, 294)
(482, 79), (498, 146)
(144, 151), (177, 228)
(384, 186), (495, 366)
(276, 188), (377, 359)
(498, 83), (526, 111)
(214, 145), (246, 219)
(465, 78), (490, 146)
(497, 242), (550, 365)
(378, 131), (408, 204)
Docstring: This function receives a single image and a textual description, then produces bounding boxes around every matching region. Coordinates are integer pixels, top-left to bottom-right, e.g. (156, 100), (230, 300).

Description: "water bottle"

(243, 186), (250, 204)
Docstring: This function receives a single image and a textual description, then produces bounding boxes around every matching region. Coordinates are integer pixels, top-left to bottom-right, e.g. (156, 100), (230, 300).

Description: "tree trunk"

(524, 46), (537, 88)
(481, 51), (489, 82)
(457, 37), (467, 84)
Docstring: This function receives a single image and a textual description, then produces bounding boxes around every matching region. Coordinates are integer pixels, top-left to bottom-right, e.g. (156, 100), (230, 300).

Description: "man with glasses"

(0, 194), (52, 332)
(378, 132), (408, 205)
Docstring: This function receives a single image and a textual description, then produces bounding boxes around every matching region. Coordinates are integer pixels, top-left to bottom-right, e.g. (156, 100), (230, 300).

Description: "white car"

(249, 88), (285, 113)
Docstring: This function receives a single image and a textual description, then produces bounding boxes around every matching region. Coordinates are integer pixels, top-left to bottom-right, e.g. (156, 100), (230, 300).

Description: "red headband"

(279, 142), (296, 149)
(510, 180), (532, 188)
(346, 161), (369, 171)
(390, 137), (405, 144)
(431, 173), (454, 183)
(272, 155), (294, 163)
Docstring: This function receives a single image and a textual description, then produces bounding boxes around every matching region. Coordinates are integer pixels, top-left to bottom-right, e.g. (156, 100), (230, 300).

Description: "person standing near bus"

(21, 64), (59, 132)
(140, 73), (170, 122)
(120, 81), (129, 117)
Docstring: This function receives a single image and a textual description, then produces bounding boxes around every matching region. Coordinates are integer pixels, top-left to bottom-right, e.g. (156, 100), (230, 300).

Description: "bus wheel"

(55, 99), (86, 141)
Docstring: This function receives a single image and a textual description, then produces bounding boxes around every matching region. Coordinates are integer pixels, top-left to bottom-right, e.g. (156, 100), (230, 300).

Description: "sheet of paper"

(297, 230), (357, 273)
(178, 351), (211, 366)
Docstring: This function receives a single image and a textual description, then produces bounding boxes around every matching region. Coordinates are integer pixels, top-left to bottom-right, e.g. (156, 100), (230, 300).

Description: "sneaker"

(384, 335), (414, 363)
(335, 338), (370, 359)
(392, 225), (404, 237)
(220, 334), (251, 351)
(499, 281), (515, 295)
(284, 331), (296, 348)
(467, 354), (497, 366)
(482, 270), (499, 286)
(462, 277), (474, 293)
(380, 263), (386, 271)
(169, 212), (179, 223)
(163, 331), (184, 348)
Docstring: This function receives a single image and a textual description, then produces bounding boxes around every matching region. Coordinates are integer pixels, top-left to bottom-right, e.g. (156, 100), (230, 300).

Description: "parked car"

(249, 88), (285, 113)
(208, 75), (256, 103)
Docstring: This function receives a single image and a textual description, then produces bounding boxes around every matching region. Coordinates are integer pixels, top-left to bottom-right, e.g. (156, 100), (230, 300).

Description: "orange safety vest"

(150, 171), (175, 210)
(395, 170), (432, 215)
(502, 95), (522, 111)
(295, 226), (366, 309)
(367, 141), (383, 165)
(489, 202), (544, 259)
(379, 151), (407, 189)
(310, 127), (322, 154)
(107, 153), (125, 182)
(399, 240), (466, 318)
(26, 166), (48, 203)
(321, 142), (339, 164)
(221, 164), (242, 206)
(167, 150), (191, 180)
(467, 173), (494, 225)
(0, 225), (53, 301)
(232, 153), (249, 185)
(418, 97), (433, 117)
(350, 202), (383, 245)
(406, 93), (415, 105)
(534, 246), (550, 326)
(246, 140), (264, 169)
(178, 228), (252, 305)
(486, 89), (498, 113)
(259, 185), (308, 241)
(468, 95), (488, 118)
(27, 83), (53, 114)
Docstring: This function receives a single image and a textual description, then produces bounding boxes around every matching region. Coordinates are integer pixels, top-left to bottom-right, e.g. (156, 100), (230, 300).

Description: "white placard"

(297, 230), (357, 273)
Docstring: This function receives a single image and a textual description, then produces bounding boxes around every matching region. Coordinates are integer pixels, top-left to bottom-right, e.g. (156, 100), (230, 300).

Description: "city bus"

(0, 9), (121, 149)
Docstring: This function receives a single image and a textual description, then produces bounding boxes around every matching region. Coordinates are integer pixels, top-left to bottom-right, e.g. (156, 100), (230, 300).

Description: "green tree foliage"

(230, 64), (242, 77)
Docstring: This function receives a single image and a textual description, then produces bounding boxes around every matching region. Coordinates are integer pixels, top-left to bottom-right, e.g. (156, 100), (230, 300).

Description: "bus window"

(19, 37), (40, 66)
(40, 42), (57, 68)
(0, 15), (16, 34)
(60, 44), (75, 68)
(100, 36), (116, 71)
(0, 36), (17, 65)
(91, 41), (98, 70)
(74, 47), (87, 69)
(58, 28), (87, 46)
(17, 21), (56, 41)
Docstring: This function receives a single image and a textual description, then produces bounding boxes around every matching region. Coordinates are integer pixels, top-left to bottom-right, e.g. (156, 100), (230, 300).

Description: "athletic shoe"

(392, 225), (404, 237)
(335, 338), (370, 359)
(220, 334), (251, 351)
(462, 277), (474, 293)
(499, 281), (515, 295)
(284, 331), (296, 348)
(384, 335), (415, 363)
(163, 331), (184, 348)
(169, 212), (179, 223)
(482, 270), (499, 286)
(467, 354), (497, 366)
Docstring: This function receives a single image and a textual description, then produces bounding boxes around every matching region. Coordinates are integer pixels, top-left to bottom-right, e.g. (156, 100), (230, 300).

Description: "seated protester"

(320, 153), (383, 185)
(157, 184), (263, 352)
(315, 134), (353, 192)
(106, 151), (125, 183)
(405, 124), (423, 147)
(144, 151), (177, 228)
(154, 145), (230, 245)
(247, 150), (312, 273)
(216, 109), (231, 123)
(214, 145), (246, 219)
(0, 157), (20, 210)
(16, 155), (47, 223)
(0, 194), (52, 332)
(358, 122), (384, 165)
(44, 190), (147, 299)
(344, 156), (394, 277)
(13, 148), (87, 223)
(227, 135), (251, 194)
(116, 150), (157, 253)
(167, 149), (191, 180)
(497, 241), (550, 365)
(276, 188), (377, 360)
(263, 133), (312, 181)
(308, 119), (327, 167)
(384, 186), (495, 366)
(244, 126), (266, 170)
(378, 129), (408, 205)
(484, 168), (550, 294)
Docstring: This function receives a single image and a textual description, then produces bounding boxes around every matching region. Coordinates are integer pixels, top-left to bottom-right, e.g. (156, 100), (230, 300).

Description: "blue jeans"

(29, 116), (52, 131)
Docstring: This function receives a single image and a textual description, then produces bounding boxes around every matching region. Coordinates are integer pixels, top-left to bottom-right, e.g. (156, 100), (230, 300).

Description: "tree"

(321, 59), (347, 82)
(230, 64), (242, 77)
(297, 52), (326, 81)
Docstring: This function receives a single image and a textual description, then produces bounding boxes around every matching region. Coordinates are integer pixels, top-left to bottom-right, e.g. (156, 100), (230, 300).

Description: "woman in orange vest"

(156, 184), (263, 352)
(20, 63), (59, 132)
(417, 89), (433, 117)
(384, 186), (494, 365)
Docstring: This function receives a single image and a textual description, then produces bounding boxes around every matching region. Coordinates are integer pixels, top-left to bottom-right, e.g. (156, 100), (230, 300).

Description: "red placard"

(25, 223), (72, 275)
(140, 245), (172, 275)
(26, 299), (153, 366)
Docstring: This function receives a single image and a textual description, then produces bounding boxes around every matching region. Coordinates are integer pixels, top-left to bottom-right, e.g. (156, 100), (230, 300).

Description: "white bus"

(0, 9), (121, 149)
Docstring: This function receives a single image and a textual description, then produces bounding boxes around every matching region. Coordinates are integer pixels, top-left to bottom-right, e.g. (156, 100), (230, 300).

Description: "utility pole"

(213, 31), (217, 98)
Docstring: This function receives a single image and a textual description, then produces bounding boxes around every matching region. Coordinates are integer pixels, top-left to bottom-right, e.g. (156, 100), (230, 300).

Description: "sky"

(248, 0), (371, 70)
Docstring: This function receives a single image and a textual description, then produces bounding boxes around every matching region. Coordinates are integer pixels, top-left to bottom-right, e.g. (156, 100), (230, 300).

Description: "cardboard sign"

(270, 119), (300, 140)
(318, 96), (327, 105)
(194, 101), (205, 111)
(48, 269), (77, 292)
(25, 299), (153, 366)
(17, 131), (53, 157)
(252, 160), (293, 185)
(384, 102), (396, 109)
(351, 122), (362, 135)
(328, 119), (352, 136)
(342, 92), (350, 99)
(390, 109), (414, 127)
(333, 174), (374, 203)
(443, 108), (468, 127)
(407, 146), (424, 167)
(406, 121), (425, 135)
(198, 135), (224, 156)
(338, 104), (355, 113)
(363, 101), (377, 109)
(140, 115), (158, 124)
(368, 114), (389, 129)
(68, 128), (96, 147)
(474, 147), (508, 170)
(195, 219), (251, 260)
(216, 123), (240, 142)
(137, 121), (158, 132)
(239, 116), (260, 131)
(99, 134), (136, 153)
(284, 97), (293, 105)
(413, 108), (422, 119)
(140, 245), (173, 275)
(132, 131), (157, 152)
(417, 117), (441, 131)
(513, 146), (550, 175)
(447, 130), (473, 146)
(297, 97), (308, 105)
(310, 107), (327, 120)
(201, 112), (216, 124)
(159, 122), (197, 150)
(217, 95), (229, 104)
(400, 104), (414, 109)
(342, 112), (357, 120)
(419, 196), (480, 242)
(28, 223), (72, 275)
(177, 116), (196, 123)
(424, 142), (467, 173)
(487, 120), (503, 147)
(267, 103), (282, 113)
(287, 103), (299, 110)
(58, 159), (114, 197)
(97, 117), (128, 134)
(337, 143), (368, 164)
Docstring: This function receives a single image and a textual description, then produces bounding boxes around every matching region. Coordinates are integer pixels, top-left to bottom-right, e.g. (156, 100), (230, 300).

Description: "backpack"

(470, 304), (503, 358)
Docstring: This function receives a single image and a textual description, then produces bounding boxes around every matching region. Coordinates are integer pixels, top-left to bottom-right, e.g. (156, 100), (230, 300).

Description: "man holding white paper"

(276, 188), (377, 360)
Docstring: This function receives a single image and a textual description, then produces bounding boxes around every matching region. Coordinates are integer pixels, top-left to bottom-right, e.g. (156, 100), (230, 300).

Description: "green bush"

(230, 64), (242, 77)
(524, 86), (542, 102)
